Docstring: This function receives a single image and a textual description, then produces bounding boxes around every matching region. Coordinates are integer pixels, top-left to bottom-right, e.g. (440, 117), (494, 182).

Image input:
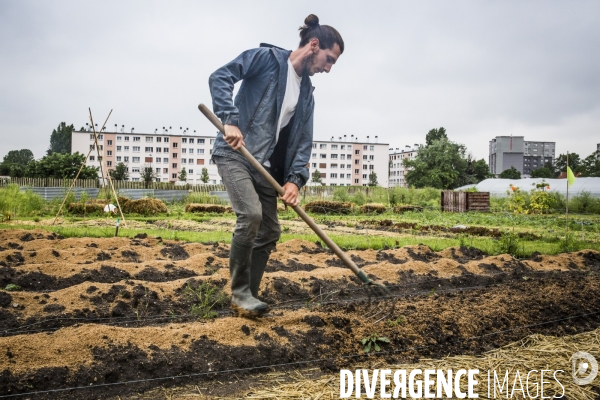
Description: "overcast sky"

(1, 1), (599, 162)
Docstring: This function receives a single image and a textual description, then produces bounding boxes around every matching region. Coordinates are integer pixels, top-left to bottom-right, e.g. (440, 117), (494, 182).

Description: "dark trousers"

(214, 155), (280, 253)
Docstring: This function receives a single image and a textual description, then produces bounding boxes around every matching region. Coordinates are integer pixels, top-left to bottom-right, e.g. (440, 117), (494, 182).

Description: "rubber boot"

(229, 239), (269, 317)
(250, 248), (270, 298)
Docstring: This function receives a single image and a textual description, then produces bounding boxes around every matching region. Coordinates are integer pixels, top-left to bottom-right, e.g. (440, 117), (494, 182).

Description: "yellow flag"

(567, 166), (576, 187)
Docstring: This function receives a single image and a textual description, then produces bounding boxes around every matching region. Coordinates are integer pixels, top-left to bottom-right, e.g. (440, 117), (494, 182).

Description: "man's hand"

(223, 124), (245, 150)
(280, 182), (299, 206)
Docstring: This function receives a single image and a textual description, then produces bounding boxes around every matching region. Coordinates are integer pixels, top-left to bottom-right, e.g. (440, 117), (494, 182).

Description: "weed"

(184, 281), (228, 319)
(496, 231), (520, 257)
(362, 333), (390, 353)
(4, 283), (21, 291)
(387, 316), (405, 327)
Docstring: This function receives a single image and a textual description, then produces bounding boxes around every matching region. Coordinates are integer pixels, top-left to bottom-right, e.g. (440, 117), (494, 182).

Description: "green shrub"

(569, 192), (600, 214)
(333, 187), (350, 202)
(0, 184), (46, 217)
(185, 192), (227, 205)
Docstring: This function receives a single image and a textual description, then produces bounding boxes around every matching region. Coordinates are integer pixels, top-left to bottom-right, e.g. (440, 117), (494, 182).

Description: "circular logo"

(572, 351), (598, 385)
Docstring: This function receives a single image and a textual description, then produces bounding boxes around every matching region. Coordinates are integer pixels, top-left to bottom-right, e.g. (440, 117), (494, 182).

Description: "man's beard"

(302, 53), (316, 76)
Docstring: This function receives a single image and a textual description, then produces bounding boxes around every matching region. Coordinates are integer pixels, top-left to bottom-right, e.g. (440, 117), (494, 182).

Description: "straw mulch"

(304, 200), (354, 214)
(185, 203), (229, 213)
(360, 203), (388, 214)
(240, 328), (600, 399)
(393, 205), (424, 213)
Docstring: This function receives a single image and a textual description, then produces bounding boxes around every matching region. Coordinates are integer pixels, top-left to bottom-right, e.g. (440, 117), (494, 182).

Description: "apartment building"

(71, 130), (221, 184)
(389, 144), (420, 187)
(307, 137), (389, 187)
(597, 143), (600, 159)
(489, 136), (555, 177)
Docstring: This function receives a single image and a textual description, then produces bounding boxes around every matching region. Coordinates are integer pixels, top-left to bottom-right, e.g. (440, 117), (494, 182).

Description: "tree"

(461, 157), (492, 185)
(499, 166), (521, 179)
(200, 167), (210, 184)
(404, 138), (468, 189)
(108, 162), (129, 181)
(0, 149), (34, 177)
(368, 171), (378, 186)
(311, 169), (322, 184)
(48, 122), (74, 155)
(580, 151), (600, 177)
(554, 153), (581, 176)
(140, 164), (157, 188)
(25, 152), (98, 179)
(530, 166), (553, 178)
(178, 167), (187, 181)
(425, 127), (447, 146)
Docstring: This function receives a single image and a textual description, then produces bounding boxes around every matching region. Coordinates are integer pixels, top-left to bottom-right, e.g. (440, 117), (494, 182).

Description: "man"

(209, 14), (344, 317)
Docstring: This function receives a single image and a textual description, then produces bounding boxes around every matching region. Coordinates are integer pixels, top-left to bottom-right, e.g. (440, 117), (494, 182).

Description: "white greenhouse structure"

(456, 177), (600, 198)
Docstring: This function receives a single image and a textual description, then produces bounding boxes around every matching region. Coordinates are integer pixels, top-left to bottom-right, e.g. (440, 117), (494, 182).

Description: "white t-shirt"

(277, 58), (302, 142)
(264, 58), (302, 167)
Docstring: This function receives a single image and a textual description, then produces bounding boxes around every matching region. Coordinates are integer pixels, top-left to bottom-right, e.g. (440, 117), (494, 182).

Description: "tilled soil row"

(1, 272), (600, 399)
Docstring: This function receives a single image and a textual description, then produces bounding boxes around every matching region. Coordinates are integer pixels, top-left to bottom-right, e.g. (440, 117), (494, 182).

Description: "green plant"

(4, 283), (21, 291)
(387, 316), (405, 327)
(496, 231), (520, 256)
(558, 233), (584, 253)
(184, 281), (228, 319)
(361, 333), (390, 353)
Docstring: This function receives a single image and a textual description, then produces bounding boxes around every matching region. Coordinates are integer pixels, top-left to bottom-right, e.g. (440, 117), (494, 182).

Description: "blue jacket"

(209, 44), (314, 189)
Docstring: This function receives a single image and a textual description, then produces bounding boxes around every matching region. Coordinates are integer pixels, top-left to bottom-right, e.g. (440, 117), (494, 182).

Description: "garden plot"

(1, 229), (600, 399)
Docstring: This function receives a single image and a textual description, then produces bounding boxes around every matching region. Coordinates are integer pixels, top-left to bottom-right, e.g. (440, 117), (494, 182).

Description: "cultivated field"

(1, 222), (600, 398)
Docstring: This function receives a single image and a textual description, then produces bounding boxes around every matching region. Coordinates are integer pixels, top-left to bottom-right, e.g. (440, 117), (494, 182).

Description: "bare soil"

(1, 229), (599, 399)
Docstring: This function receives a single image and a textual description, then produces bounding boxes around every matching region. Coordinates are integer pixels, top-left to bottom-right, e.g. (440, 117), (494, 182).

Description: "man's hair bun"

(298, 14), (344, 54)
(304, 14), (319, 27)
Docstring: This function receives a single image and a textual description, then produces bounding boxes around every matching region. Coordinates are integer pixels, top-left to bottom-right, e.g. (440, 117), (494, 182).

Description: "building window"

(369, 155), (374, 160)
(331, 154), (338, 159)
(320, 154), (327, 159)
(198, 139), (205, 144)
(124, 156), (129, 162)
(107, 151), (112, 156)
(163, 147), (169, 152)
(124, 146), (129, 151)
(363, 145), (368, 150)
(331, 145), (338, 150)
(198, 149), (204, 154)
(172, 153), (178, 158)
(312, 154), (316, 159)
(145, 147), (153, 152)
(197, 159), (205, 165)
(156, 137), (161, 143)
(146, 137), (153, 142)
(355, 169), (359, 174)
(346, 174), (351, 179)
(363, 174), (367, 179)
(156, 158), (161, 164)
(156, 148), (161, 153)
(89, 156), (95, 161)
(163, 158), (168, 163)
(172, 173), (177, 179)
(319, 163), (327, 169)
(370, 145), (374, 151)
(188, 169), (193, 174)
(354, 179), (359, 184)
(106, 161), (112, 167)
(320, 144), (327, 149)
(355, 150), (360, 155)
(133, 137), (140, 142)
(355, 160), (360, 165)
(340, 154), (345, 160)
(312, 143), (317, 149)
(133, 146), (140, 152)
(331, 164), (338, 169)
(341, 145), (346, 150)
(369, 165), (374, 170)
(132, 157), (140, 163)
(311, 163), (316, 168)
(117, 136), (122, 141)
(210, 139), (215, 144)
(164, 137), (169, 142)
(132, 167), (140, 173)
(163, 168), (168, 173)
(116, 146), (122, 151)
(189, 138), (194, 144)
(182, 148), (187, 154)
(173, 143), (178, 148)
(124, 136), (130, 141)
(107, 140), (113, 145)
(330, 173), (337, 178)
(182, 138), (187, 143)
(363, 165), (367, 170)
(145, 157), (153, 163)
(116, 156), (121, 162)
(363, 155), (367, 160)
(156, 168), (161, 173)
(182, 159), (187, 164)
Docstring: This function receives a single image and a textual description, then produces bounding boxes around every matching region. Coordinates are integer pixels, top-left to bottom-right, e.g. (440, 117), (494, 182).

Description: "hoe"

(199, 104), (393, 322)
